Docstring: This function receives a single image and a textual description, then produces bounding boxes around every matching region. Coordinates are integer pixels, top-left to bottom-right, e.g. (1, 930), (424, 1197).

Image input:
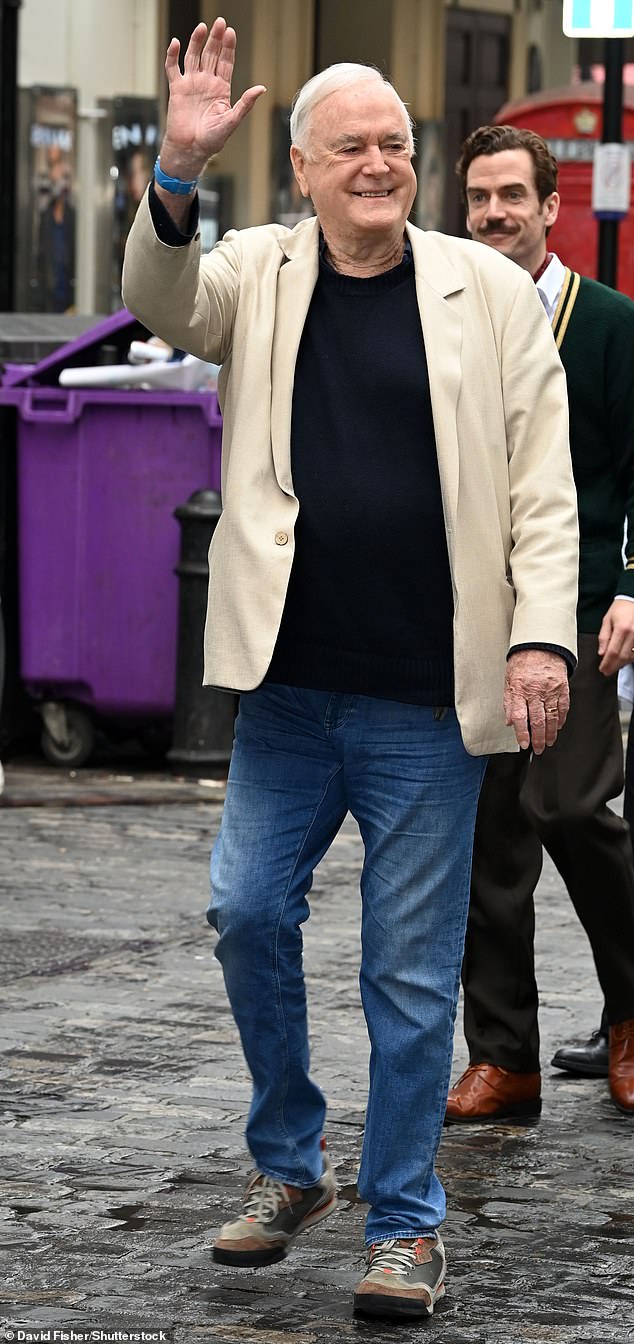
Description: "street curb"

(0, 761), (226, 809)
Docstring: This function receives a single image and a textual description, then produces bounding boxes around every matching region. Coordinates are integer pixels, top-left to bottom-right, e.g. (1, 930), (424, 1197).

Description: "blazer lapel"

(407, 224), (465, 535)
(270, 217), (320, 494)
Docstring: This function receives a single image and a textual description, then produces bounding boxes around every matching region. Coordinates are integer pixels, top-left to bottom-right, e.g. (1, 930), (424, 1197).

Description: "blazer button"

(275, 531), (289, 545)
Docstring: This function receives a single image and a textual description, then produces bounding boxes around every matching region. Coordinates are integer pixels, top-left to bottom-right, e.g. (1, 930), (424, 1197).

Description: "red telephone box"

(494, 84), (634, 298)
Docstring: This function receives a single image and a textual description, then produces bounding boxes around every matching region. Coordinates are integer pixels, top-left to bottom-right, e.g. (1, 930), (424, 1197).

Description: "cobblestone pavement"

(1, 760), (633, 1343)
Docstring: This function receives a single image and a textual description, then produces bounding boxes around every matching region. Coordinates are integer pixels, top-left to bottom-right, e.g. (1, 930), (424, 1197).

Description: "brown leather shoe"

(609, 1019), (634, 1115)
(444, 1063), (541, 1124)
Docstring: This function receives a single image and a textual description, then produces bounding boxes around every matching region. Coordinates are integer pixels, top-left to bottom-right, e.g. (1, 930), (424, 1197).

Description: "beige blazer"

(123, 200), (578, 755)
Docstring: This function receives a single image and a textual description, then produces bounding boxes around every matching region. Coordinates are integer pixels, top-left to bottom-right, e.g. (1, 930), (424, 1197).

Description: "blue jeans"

(208, 684), (486, 1244)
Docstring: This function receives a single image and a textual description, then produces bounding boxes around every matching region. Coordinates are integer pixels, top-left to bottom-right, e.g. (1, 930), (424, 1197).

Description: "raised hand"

(159, 18), (266, 180)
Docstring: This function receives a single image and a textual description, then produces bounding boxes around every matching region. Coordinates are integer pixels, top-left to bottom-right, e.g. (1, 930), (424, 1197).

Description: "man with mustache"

(447, 124), (634, 1123)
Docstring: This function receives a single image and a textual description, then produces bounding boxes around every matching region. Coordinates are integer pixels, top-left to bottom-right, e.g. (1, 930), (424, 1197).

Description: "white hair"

(290, 63), (415, 158)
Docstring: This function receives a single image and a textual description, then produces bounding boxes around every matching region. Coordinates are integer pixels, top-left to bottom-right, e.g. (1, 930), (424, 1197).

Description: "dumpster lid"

(1, 308), (151, 388)
(0, 313), (107, 367)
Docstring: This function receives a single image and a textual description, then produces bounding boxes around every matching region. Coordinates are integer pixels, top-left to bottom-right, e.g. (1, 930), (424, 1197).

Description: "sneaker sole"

(212, 1191), (337, 1268)
(213, 1243), (287, 1268)
(353, 1283), (445, 1319)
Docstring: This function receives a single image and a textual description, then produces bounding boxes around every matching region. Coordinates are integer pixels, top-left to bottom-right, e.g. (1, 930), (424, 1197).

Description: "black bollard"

(168, 488), (237, 772)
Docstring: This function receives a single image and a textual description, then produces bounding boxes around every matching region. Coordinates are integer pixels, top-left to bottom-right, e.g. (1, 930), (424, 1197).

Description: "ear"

(544, 191), (560, 229)
(290, 145), (311, 198)
(465, 213), (473, 236)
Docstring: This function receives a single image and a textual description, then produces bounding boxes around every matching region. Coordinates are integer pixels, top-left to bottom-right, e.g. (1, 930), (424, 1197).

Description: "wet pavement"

(1, 757), (633, 1343)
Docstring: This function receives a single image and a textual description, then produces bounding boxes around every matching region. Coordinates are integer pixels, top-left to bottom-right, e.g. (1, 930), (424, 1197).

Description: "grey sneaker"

(212, 1151), (337, 1267)
(353, 1234), (446, 1318)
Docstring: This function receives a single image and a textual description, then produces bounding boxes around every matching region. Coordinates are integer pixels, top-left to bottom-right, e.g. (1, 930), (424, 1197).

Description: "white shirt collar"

(535, 252), (567, 323)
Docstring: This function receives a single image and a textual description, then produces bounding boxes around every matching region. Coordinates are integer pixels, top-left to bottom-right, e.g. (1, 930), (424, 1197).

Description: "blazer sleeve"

(500, 267), (579, 655)
(122, 187), (242, 366)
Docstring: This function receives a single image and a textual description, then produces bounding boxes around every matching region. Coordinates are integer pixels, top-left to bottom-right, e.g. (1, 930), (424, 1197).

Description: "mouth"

(353, 190), (392, 198)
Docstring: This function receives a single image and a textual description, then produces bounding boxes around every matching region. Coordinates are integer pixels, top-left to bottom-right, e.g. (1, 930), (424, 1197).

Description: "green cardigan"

(558, 274), (634, 633)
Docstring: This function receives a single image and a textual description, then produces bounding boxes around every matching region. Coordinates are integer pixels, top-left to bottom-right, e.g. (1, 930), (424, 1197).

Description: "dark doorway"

(168, 1), (202, 53)
(444, 8), (511, 238)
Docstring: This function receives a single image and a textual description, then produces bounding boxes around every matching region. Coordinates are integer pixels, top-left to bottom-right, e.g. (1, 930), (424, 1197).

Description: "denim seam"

(365, 1229), (438, 1248)
(324, 693), (354, 735)
(271, 760), (345, 1184)
(246, 1162), (326, 1191)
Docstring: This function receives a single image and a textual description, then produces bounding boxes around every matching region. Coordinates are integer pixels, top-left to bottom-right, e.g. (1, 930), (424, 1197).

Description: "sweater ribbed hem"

(265, 638), (454, 707)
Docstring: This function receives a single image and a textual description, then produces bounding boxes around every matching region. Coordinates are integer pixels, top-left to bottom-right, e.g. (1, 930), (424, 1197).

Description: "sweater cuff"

(507, 643), (577, 676)
(615, 566), (634, 601)
(148, 178), (200, 246)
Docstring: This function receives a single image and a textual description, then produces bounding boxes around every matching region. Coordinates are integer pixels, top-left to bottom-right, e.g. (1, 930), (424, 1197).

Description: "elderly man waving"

(123, 17), (578, 1322)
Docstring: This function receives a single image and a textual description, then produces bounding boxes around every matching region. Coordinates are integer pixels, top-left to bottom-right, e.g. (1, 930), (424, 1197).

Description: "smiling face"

(465, 148), (560, 274)
(290, 81), (417, 253)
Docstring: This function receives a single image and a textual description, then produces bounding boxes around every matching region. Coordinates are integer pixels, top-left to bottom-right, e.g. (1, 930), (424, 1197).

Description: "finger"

(165, 37), (181, 83)
(543, 706), (559, 748)
(201, 17), (235, 78)
(527, 699), (546, 756)
(599, 644), (634, 676)
(614, 636), (634, 669)
(504, 687), (530, 751)
(597, 613), (611, 656)
(216, 26), (239, 85)
(228, 85), (267, 129)
(598, 625), (634, 668)
(557, 684), (570, 728)
(598, 651), (617, 676)
(598, 629), (629, 676)
(183, 21), (209, 74)
(617, 626), (634, 656)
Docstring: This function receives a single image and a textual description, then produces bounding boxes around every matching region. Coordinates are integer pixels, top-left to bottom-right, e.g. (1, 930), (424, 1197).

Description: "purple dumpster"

(0, 309), (222, 766)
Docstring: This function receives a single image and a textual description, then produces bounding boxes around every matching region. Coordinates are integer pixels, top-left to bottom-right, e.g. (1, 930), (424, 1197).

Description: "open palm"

(162, 18), (265, 174)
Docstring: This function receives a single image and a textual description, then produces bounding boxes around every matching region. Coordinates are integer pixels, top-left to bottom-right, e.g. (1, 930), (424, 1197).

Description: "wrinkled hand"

(160, 17), (266, 179)
(597, 598), (634, 676)
(504, 649), (570, 754)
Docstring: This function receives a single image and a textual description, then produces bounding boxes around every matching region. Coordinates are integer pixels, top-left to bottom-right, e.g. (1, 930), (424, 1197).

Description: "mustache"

(480, 222), (517, 235)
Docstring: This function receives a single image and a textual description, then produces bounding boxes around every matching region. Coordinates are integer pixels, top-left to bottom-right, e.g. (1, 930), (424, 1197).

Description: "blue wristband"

(153, 156), (199, 195)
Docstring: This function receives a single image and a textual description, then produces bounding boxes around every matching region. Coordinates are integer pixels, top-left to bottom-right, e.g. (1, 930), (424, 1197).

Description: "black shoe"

(550, 1026), (609, 1078)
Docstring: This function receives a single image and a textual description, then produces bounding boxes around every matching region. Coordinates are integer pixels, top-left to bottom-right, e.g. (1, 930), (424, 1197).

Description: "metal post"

(0, 1), (22, 752)
(0, 0), (21, 311)
(597, 37), (624, 289)
(168, 489), (237, 773)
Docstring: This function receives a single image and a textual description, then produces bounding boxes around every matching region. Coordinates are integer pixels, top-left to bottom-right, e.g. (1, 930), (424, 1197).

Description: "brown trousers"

(462, 634), (634, 1071)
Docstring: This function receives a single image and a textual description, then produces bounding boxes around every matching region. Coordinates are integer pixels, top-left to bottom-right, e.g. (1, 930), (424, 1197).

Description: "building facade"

(15, 0), (623, 313)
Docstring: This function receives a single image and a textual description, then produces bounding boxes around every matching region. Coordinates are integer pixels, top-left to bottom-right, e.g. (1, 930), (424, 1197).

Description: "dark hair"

(456, 124), (559, 208)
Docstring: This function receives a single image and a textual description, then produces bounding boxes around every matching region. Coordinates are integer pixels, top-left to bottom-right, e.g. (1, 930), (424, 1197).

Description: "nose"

(484, 194), (504, 219)
(362, 145), (389, 174)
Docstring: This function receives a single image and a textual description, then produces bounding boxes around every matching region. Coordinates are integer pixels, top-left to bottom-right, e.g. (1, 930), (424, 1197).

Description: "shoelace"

(243, 1174), (291, 1223)
(368, 1238), (430, 1274)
